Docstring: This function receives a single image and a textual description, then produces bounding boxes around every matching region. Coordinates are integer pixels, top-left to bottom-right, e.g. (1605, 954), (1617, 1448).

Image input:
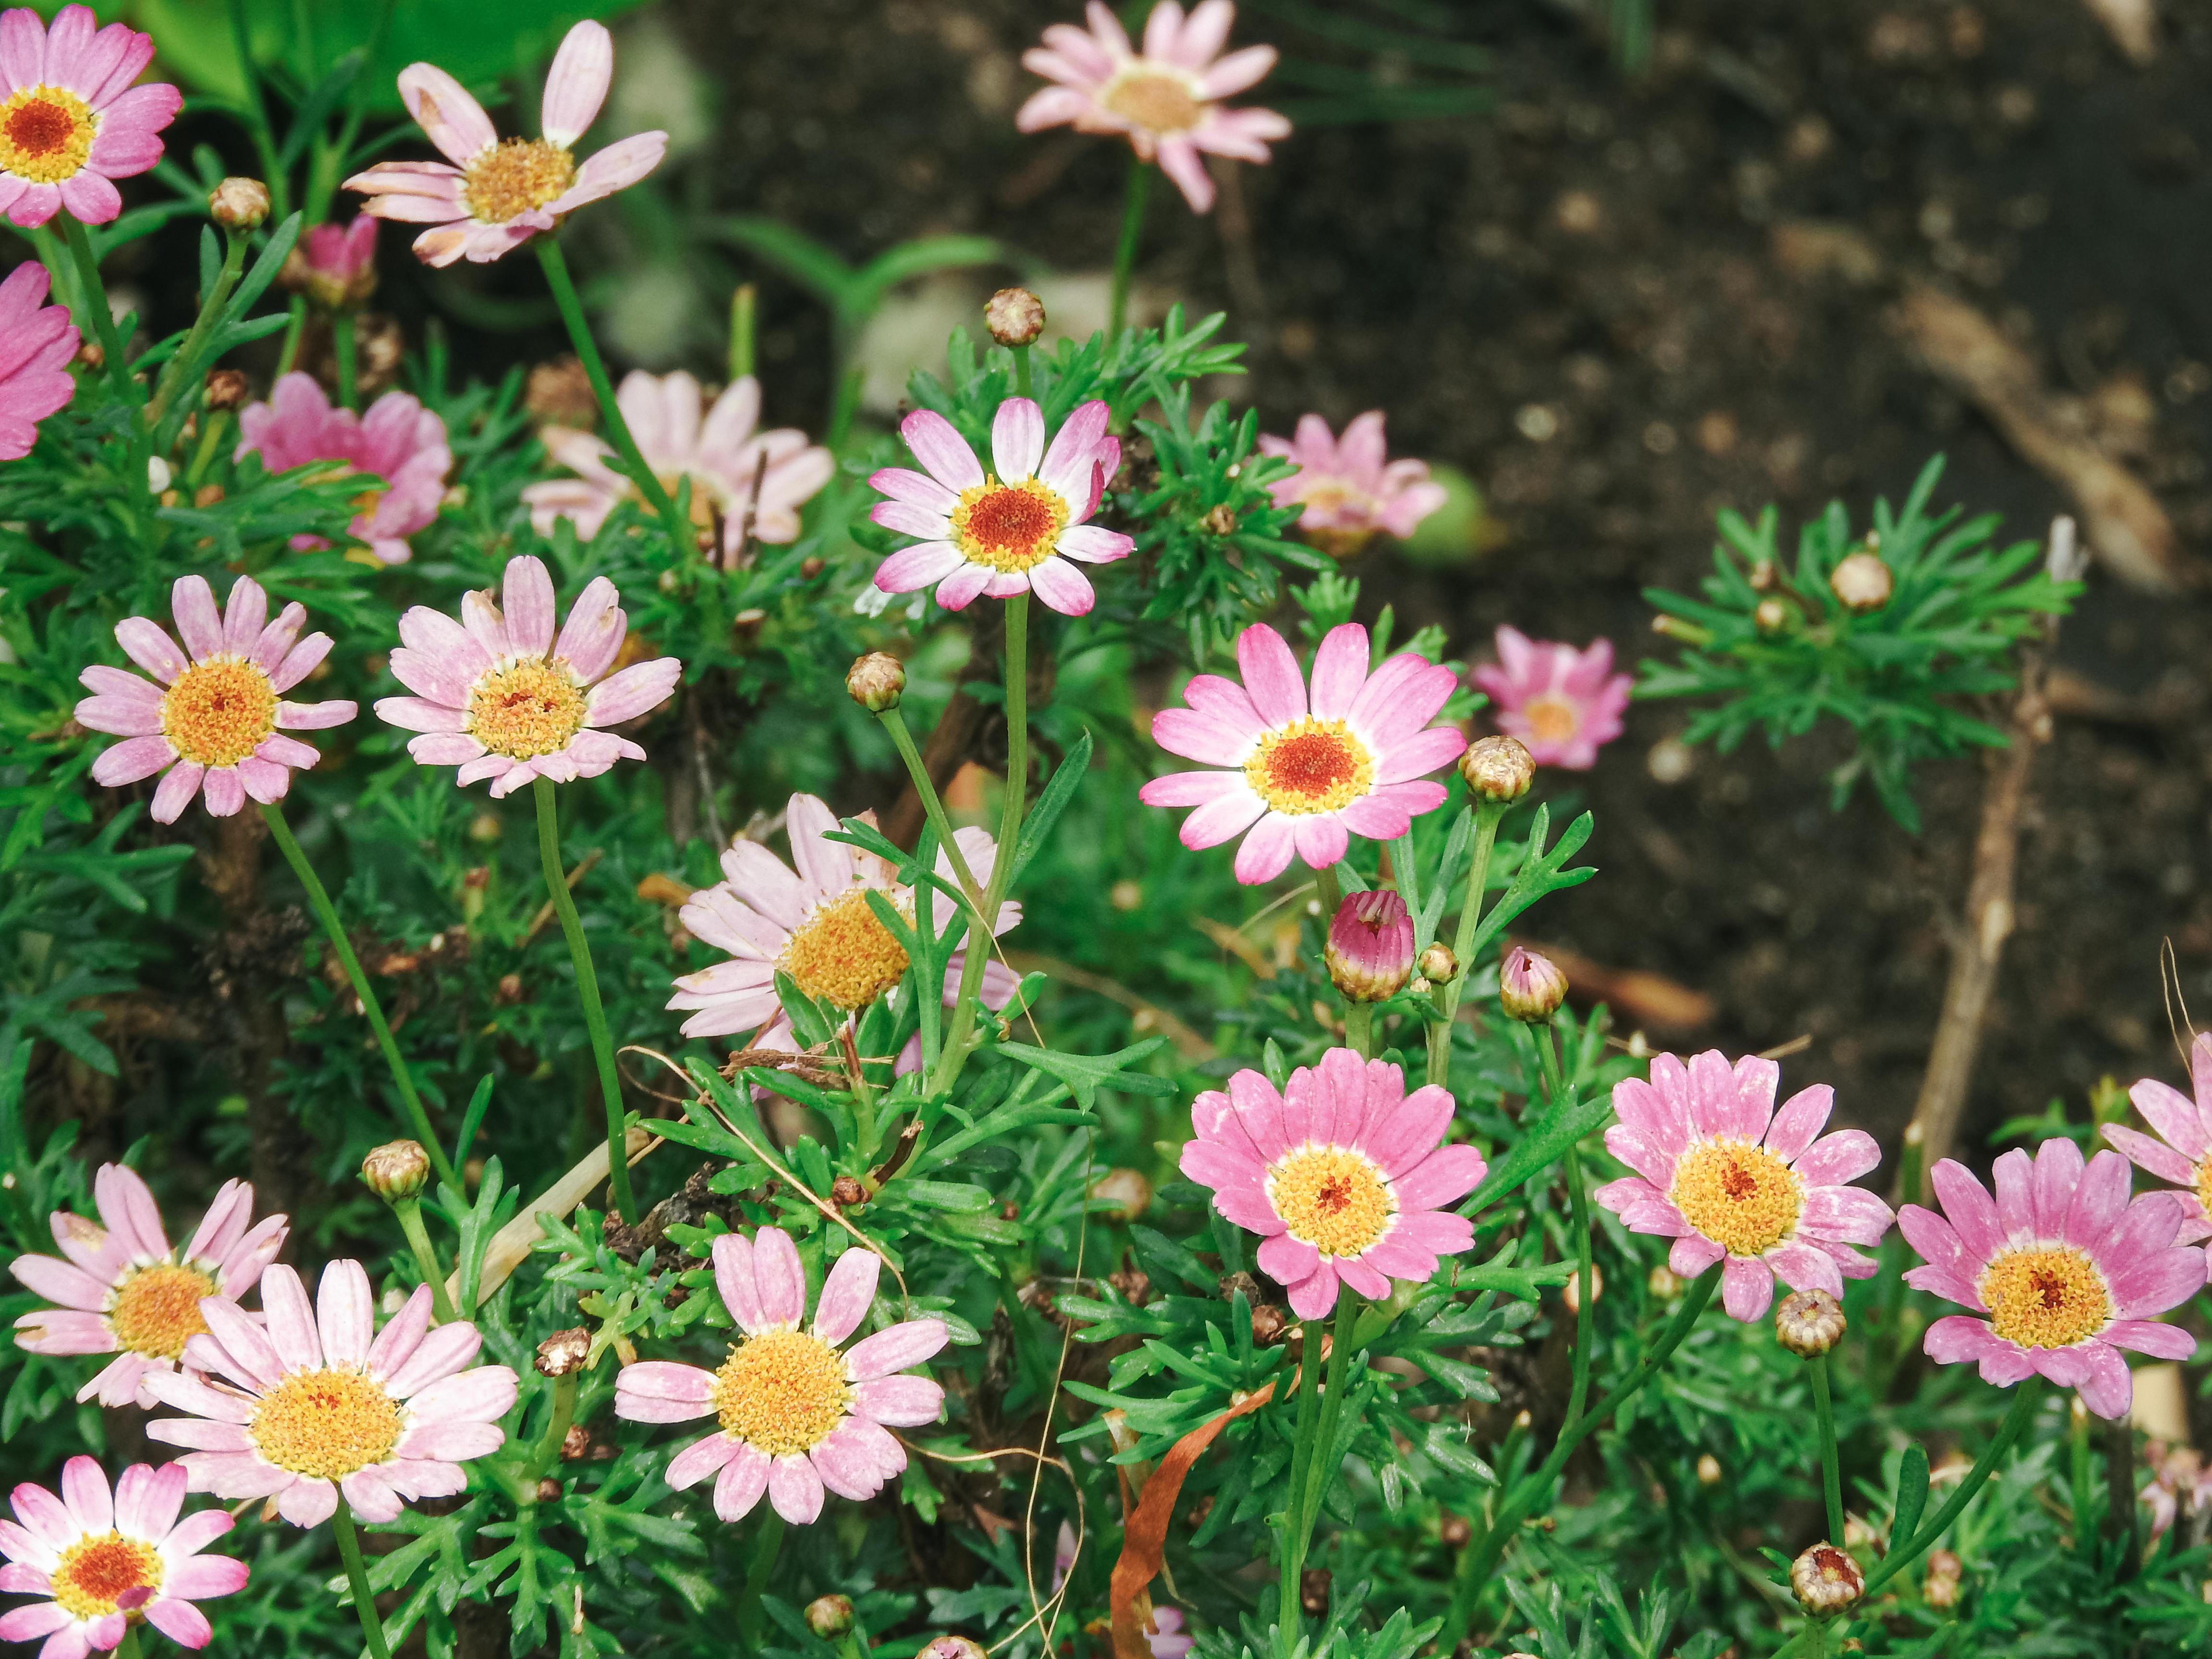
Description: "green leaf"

(1460, 1082), (1612, 1216)
(995, 1038), (1174, 1110)
(1893, 1443), (1930, 1551)
(1006, 730), (1094, 885)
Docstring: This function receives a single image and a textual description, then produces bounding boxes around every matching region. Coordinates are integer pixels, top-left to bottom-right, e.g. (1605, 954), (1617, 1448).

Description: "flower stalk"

(332, 1494), (397, 1659)
(1809, 1351), (1845, 1545)
(1862, 1376), (2044, 1596)
(1535, 1029), (1595, 1433)
(1109, 156), (1151, 339)
(536, 239), (683, 535)
(57, 216), (134, 408)
(1429, 800), (1508, 1087)
(393, 1197), (458, 1326)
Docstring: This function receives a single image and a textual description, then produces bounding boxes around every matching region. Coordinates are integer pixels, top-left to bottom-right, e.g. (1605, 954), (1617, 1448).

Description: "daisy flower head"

(0, 5), (180, 228)
(1017, 1), (1289, 214)
(1257, 411), (1448, 558)
(10, 1166), (286, 1409)
(613, 1227), (949, 1526)
(1469, 626), (1631, 771)
(142, 1259), (519, 1526)
(0, 260), (78, 459)
(280, 216), (378, 312)
(0, 1457), (248, 1657)
(74, 575), (357, 824)
(234, 372), (453, 565)
(1179, 1047), (1486, 1319)
(1899, 1140), (2204, 1419)
(1138, 622), (1463, 885)
(374, 554), (680, 797)
(1593, 1051), (1894, 1323)
(2103, 1029), (2212, 1251)
(343, 20), (667, 267)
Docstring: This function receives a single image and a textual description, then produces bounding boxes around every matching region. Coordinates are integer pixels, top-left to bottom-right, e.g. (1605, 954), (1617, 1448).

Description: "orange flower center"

(50, 1533), (162, 1622)
(466, 658), (589, 759)
(109, 1262), (216, 1361)
(713, 1329), (851, 1457)
(1268, 1145), (1395, 1259)
(1670, 1139), (1802, 1257)
(462, 138), (577, 225)
(1522, 697), (1580, 745)
(1101, 66), (1205, 136)
(950, 477), (1068, 573)
(1978, 1245), (2111, 1350)
(778, 888), (912, 1010)
(250, 1367), (403, 1479)
(0, 85), (96, 184)
(1243, 717), (1373, 815)
(160, 657), (279, 768)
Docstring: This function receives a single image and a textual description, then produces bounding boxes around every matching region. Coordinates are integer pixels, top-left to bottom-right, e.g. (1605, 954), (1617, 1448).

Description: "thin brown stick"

(520, 848), (602, 948)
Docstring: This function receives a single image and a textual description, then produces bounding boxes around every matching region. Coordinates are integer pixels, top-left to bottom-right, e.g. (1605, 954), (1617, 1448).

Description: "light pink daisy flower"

(373, 554), (680, 798)
(343, 20), (667, 267)
(1593, 1051), (1895, 1323)
(73, 574), (357, 824)
(9, 1166), (286, 1410)
(2103, 1030), (2212, 1252)
(1900, 1142), (2203, 1420)
(1257, 412), (1448, 558)
(285, 216), (378, 311)
(0, 261), (78, 459)
(614, 1227), (948, 1526)
(1139, 622), (1463, 885)
(0, 5), (180, 229)
(1469, 626), (1631, 771)
(0, 1457), (248, 1658)
(2141, 1443), (2212, 1542)
(1179, 1048), (1485, 1319)
(1016, 1), (1289, 215)
(869, 397), (1130, 617)
(234, 373), (452, 566)
(524, 371), (832, 564)
(141, 1259), (519, 1527)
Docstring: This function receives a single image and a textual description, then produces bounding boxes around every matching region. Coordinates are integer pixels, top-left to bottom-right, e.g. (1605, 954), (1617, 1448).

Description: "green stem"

(331, 1495), (395, 1659)
(826, 364), (866, 451)
(392, 1197), (458, 1324)
(260, 804), (460, 1192)
(1863, 1377), (2045, 1595)
(1274, 1312), (1327, 1657)
(535, 240), (683, 534)
(274, 296), (307, 379)
(1809, 1352), (1844, 1544)
(1540, 1024), (1595, 1434)
(146, 229), (250, 430)
(878, 705), (986, 918)
(736, 1510), (785, 1647)
(333, 313), (357, 410)
(528, 1370), (579, 1482)
(1108, 155), (1151, 339)
(531, 777), (637, 1223)
(728, 283), (757, 381)
(1314, 862), (1342, 923)
(1429, 804), (1506, 1088)
(184, 410), (228, 488)
(114, 1627), (142, 1659)
(226, 0), (289, 219)
(1012, 340), (1033, 398)
(1343, 1003), (1373, 1059)
(58, 216), (133, 406)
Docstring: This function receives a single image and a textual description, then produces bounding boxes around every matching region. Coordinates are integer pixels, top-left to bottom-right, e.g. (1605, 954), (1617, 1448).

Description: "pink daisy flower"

(1900, 1141), (2203, 1420)
(0, 1457), (248, 1658)
(1257, 411), (1448, 558)
(9, 1166), (286, 1410)
(2142, 1443), (2212, 1541)
(284, 216), (378, 311)
(141, 1259), (519, 1527)
(1593, 1051), (1895, 1323)
(73, 574), (357, 824)
(1179, 1048), (1486, 1319)
(1469, 626), (1631, 771)
(343, 20), (667, 267)
(2103, 1030), (2212, 1251)
(1016, 1), (1289, 215)
(1138, 622), (1463, 885)
(234, 373), (452, 566)
(0, 261), (78, 459)
(869, 397), (1130, 617)
(614, 1227), (949, 1526)
(0, 5), (179, 229)
(373, 554), (680, 798)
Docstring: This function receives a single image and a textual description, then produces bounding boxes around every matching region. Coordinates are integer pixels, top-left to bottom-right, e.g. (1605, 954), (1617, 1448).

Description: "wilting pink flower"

(0, 1457), (247, 1657)
(524, 371), (832, 563)
(10, 1167), (286, 1410)
(2104, 1030), (2212, 1253)
(74, 575), (357, 823)
(2141, 1443), (2212, 1541)
(1900, 1141), (2202, 1419)
(344, 20), (666, 266)
(1257, 412), (1446, 557)
(0, 262), (77, 458)
(374, 553), (679, 797)
(1181, 1048), (1485, 1319)
(283, 216), (377, 310)
(1594, 1051), (1894, 1323)
(1017, 1), (1288, 214)
(0, 5), (180, 228)
(870, 398), (1130, 616)
(1140, 622), (1462, 885)
(614, 1227), (948, 1526)
(234, 373), (452, 565)
(143, 1259), (518, 1527)
(1469, 627), (1630, 771)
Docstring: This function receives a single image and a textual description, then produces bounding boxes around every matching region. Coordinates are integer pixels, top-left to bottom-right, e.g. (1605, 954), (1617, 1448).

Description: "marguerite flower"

(1900, 1141), (2203, 1419)
(0, 261), (78, 459)
(0, 1457), (247, 1656)
(234, 372), (452, 565)
(1593, 1050), (1894, 1322)
(0, 5), (180, 228)
(2103, 1030), (2212, 1250)
(1016, 1), (1288, 215)
(10, 1167), (286, 1409)
(614, 1227), (948, 1525)
(73, 575), (357, 823)
(1469, 627), (1630, 771)
(374, 553), (680, 797)
(343, 20), (666, 267)
(142, 1259), (519, 1526)
(1179, 1047), (1485, 1318)
(1139, 622), (1463, 885)
(1257, 411), (1447, 558)
(869, 397), (1130, 617)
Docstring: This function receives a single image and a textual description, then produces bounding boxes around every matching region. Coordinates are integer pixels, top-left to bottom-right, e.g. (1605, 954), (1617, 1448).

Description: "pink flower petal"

(540, 20), (612, 148)
(713, 1445), (771, 1521)
(500, 555), (557, 658)
(1235, 624), (1308, 728)
(2130, 1077), (2212, 1160)
(844, 1318), (949, 1380)
(991, 397), (1045, 481)
(899, 409), (983, 492)
(813, 1246), (880, 1346)
(1026, 555), (1095, 616)
(751, 1228), (806, 1327)
(766, 1455), (823, 1525)
(852, 1374), (943, 1428)
(381, 1322), (483, 1397)
(257, 1265), (321, 1373)
(397, 63), (497, 167)
(584, 657), (679, 726)
(1231, 814), (1298, 884)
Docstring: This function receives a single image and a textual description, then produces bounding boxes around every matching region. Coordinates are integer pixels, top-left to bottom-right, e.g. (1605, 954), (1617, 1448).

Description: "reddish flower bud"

(985, 287), (1046, 347)
(1323, 890), (1413, 1003)
(1499, 946), (1567, 1023)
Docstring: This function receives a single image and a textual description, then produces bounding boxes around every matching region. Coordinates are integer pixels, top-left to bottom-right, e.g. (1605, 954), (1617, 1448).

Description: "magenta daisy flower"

(868, 397), (1130, 617)
(0, 5), (179, 229)
(0, 1457), (247, 1657)
(343, 20), (667, 266)
(1469, 626), (1631, 771)
(234, 373), (452, 566)
(1138, 622), (1463, 885)
(373, 554), (679, 797)
(1179, 1048), (1486, 1319)
(142, 1259), (518, 1527)
(2103, 1030), (2212, 1251)
(286, 216), (378, 311)
(1900, 1141), (2203, 1419)
(1593, 1050), (1894, 1322)
(0, 261), (78, 459)
(614, 1227), (949, 1526)
(73, 575), (357, 824)
(1257, 412), (1448, 558)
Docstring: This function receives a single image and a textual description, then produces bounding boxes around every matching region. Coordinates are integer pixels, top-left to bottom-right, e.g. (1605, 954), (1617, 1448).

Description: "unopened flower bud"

(831, 1174), (866, 1209)
(1499, 946), (1567, 1023)
(1696, 1454), (1721, 1485)
(847, 651), (906, 712)
(1324, 890), (1414, 1003)
(1460, 734), (1534, 802)
(361, 1140), (430, 1202)
(1830, 550), (1894, 613)
(561, 1424), (591, 1460)
(1791, 1543), (1864, 1614)
(805, 1595), (854, 1638)
(209, 177), (269, 231)
(535, 1327), (593, 1378)
(1090, 1167), (1153, 1223)
(536, 1478), (562, 1503)
(203, 369), (250, 411)
(1754, 596), (1792, 633)
(1922, 1548), (1962, 1610)
(1774, 1288), (1847, 1358)
(985, 287), (1046, 347)
(1418, 942), (1458, 984)
(1560, 1260), (1602, 1313)
(915, 1639), (986, 1659)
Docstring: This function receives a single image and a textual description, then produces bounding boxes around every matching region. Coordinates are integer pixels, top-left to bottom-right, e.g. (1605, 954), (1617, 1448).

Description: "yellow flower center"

(2196, 1157), (2212, 1218)
(249, 1367), (403, 1479)
(0, 85), (96, 185)
(1268, 1145), (1395, 1259)
(462, 138), (577, 225)
(713, 1329), (851, 1458)
(109, 1262), (216, 1361)
(1101, 66), (1205, 136)
(1978, 1245), (2112, 1350)
(160, 657), (279, 769)
(1522, 697), (1580, 745)
(1243, 717), (1374, 816)
(466, 658), (589, 760)
(778, 887), (913, 1011)
(950, 476), (1069, 573)
(1670, 1139), (1803, 1257)
(50, 1533), (162, 1622)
